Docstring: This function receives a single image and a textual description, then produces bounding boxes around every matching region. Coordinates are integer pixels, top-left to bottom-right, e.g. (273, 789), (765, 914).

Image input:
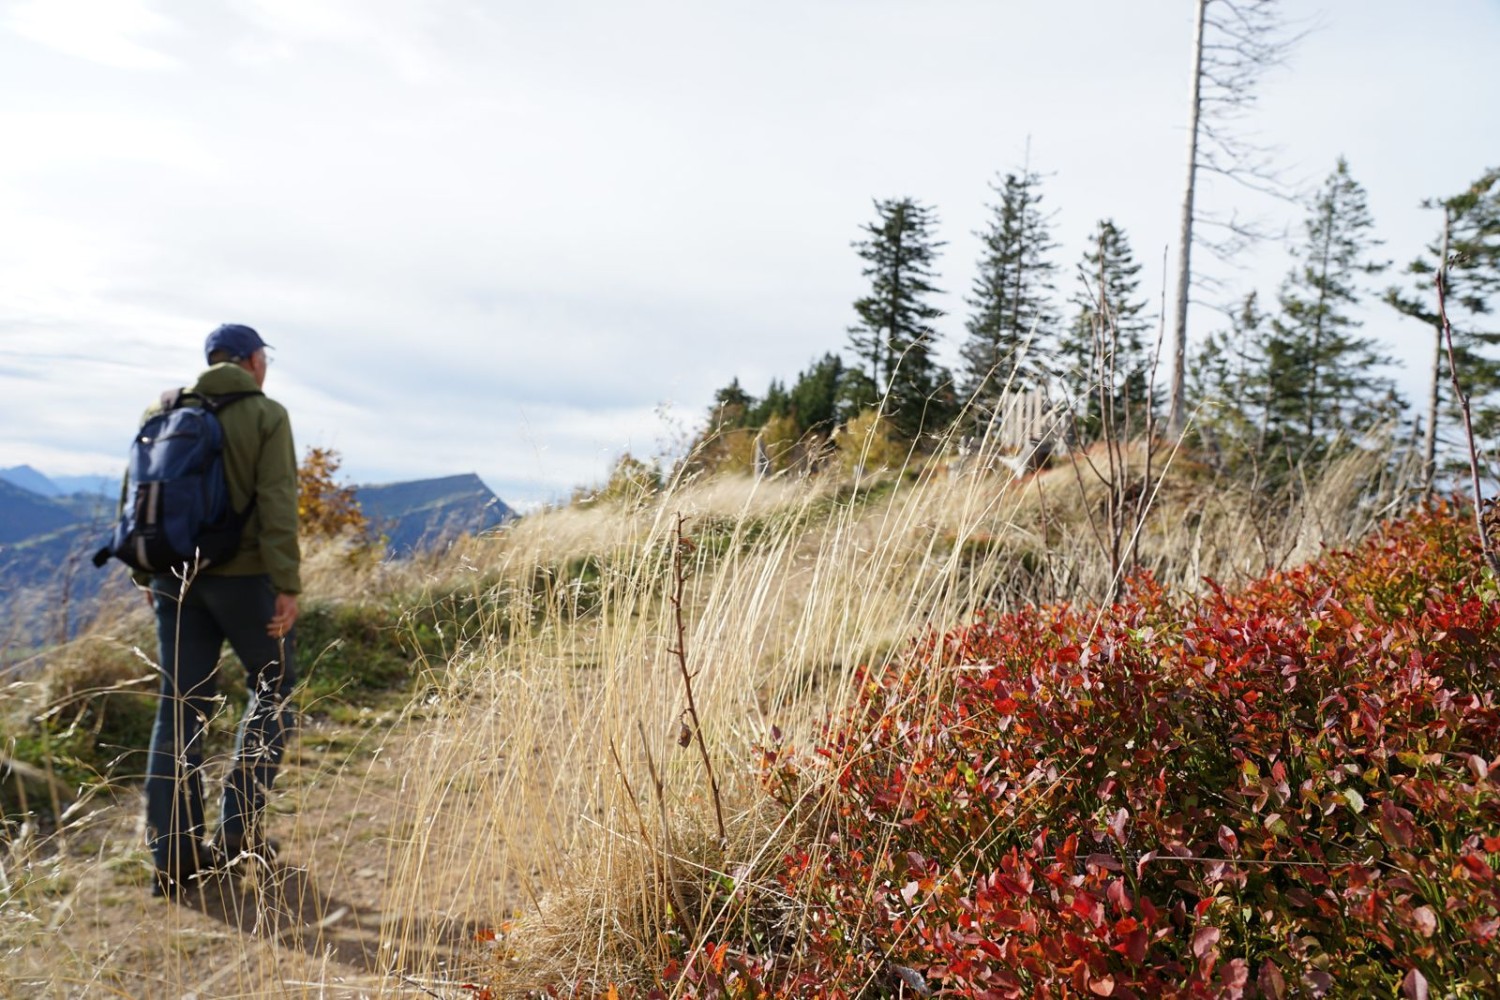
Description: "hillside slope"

(0, 444), (1442, 997)
(0, 478), (81, 543)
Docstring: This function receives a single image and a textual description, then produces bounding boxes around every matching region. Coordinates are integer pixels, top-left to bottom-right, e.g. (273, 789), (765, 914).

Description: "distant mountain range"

(0, 464), (518, 654)
(356, 473), (517, 556)
(0, 466), (115, 498)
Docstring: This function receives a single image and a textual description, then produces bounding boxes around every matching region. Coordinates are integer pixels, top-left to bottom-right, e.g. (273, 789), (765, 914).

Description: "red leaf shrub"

(756, 504), (1500, 997)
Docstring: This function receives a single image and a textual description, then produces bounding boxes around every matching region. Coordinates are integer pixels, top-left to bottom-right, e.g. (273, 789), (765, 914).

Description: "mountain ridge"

(0, 469), (520, 651)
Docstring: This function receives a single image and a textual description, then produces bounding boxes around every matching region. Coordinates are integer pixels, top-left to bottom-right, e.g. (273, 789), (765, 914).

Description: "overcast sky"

(2, 0), (1496, 506)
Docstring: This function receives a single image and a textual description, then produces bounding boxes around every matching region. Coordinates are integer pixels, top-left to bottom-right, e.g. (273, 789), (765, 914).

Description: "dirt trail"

(0, 709), (502, 999)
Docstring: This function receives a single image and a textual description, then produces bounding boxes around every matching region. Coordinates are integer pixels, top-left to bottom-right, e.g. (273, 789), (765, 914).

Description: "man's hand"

(268, 593), (299, 638)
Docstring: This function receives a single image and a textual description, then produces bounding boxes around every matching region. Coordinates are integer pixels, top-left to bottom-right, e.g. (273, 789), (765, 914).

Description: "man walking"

(141, 323), (301, 898)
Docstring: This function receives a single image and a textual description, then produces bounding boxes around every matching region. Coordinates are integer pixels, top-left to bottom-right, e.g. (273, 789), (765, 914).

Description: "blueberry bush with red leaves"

(529, 504), (1500, 999)
(754, 503), (1500, 999)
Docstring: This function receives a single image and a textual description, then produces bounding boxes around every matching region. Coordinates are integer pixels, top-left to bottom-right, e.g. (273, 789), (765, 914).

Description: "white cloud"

(1, 0), (1498, 505)
(6, 0), (179, 70)
(0, 110), (215, 174)
(228, 0), (455, 83)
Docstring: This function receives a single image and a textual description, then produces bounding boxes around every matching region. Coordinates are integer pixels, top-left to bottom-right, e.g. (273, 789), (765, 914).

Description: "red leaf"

(1412, 905), (1437, 939)
(1258, 959), (1286, 1000)
(1191, 926), (1220, 959)
(1107, 878), (1132, 914)
(1107, 807), (1130, 844)
(1378, 800), (1416, 848)
(1219, 958), (1249, 1000)
(1402, 968), (1429, 1000)
(1139, 896), (1159, 925)
(1461, 853), (1496, 880)
(1088, 974), (1116, 996)
(1217, 825), (1239, 854)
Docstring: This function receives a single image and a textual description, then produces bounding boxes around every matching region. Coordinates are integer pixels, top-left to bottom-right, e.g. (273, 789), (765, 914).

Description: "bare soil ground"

(0, 709), (507, 999)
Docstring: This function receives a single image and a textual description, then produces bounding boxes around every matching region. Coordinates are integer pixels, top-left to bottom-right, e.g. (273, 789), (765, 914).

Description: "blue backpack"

(93, 388), (261, 574)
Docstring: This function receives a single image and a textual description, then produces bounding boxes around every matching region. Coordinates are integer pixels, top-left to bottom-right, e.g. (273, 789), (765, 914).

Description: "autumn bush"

(596, 503), (1500, 999)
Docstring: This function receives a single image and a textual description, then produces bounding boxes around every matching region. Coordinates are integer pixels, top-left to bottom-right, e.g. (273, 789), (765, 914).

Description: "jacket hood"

(192, 362), (262, 397)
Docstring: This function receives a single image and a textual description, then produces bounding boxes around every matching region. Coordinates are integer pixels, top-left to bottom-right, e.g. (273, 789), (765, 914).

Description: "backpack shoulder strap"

(199, 390), (264, 414)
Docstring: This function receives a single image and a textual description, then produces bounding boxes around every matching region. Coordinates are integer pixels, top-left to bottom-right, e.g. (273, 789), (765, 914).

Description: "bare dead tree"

(1387, 169), (1500, 496)
(1167, 0), (1301, 435)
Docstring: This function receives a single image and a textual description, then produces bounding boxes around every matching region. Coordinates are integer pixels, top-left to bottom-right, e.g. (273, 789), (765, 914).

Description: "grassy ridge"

(0, 434), (1441, 997)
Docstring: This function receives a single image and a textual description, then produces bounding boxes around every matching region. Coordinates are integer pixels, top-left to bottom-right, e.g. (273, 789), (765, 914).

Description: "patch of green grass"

(296, 599), (421, 710)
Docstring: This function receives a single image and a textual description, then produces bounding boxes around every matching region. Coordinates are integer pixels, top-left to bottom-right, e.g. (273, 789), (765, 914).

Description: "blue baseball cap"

(205, 323), (270, 363)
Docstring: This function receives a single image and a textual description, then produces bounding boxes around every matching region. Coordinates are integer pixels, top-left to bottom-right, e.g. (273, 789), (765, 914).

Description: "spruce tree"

(710, 378), (754, 429)
(961, 169), (1058, 411)
(846, 197), (950, 439)
(787, 353), (846, 435)
(1189, 291), (1273, 465)
(746, 378), (790, 428)
(1059, 219), (1153, 441)
(1387, 167), (1500, 489)
(1261, 158), (1395, 463)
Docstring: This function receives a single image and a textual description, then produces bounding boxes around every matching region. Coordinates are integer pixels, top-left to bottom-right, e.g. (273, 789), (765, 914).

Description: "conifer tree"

(787, 353), (847, 434)
(1189, 291), (1272, 464)
(704, 378), (754, 433)
(1260, 158), (1395, 463)
(1387, 167), (1500, 489)
(746, 378), (790, 428)
(846, 197), (950, 439)
(1059, 219), (1153, 441)
(961, 169), (1058, 411)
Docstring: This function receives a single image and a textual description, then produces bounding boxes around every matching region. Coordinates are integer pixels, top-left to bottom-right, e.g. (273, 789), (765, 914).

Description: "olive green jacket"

(132, 363), (302, 594)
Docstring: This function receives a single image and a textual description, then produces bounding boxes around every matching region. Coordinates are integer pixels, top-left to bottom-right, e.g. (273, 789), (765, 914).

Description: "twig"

(638, 720), (694, 941)
(1435, 248), (1500, 576)
(668, 514), (728, 850)
(398, 975), (447, 999)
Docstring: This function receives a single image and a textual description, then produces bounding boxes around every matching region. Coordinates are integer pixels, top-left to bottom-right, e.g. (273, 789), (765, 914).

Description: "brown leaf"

(1402, 968), (1429, 1000)
(892, 965), (932, 997)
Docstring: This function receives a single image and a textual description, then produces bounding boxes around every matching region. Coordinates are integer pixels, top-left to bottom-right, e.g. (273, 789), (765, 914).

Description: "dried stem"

(668, 514), (728, 850)
(638, 721), (694, 942)
(1436, 254), (1500, 576)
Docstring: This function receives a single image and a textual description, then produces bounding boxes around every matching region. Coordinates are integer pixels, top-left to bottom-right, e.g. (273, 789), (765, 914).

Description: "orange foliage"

(298, 446), (368, 540)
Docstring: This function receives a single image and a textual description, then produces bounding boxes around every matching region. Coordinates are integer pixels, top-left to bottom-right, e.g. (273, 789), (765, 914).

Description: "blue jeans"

(145, 573), (296, 875)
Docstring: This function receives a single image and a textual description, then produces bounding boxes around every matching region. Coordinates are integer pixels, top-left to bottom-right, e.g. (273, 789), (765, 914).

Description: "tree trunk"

(1422, 210), (1451, 495)
(1167, 0), (1208, 438)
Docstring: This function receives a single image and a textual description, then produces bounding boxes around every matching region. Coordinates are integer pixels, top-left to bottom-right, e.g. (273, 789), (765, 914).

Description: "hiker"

(132, 324), (301, 897)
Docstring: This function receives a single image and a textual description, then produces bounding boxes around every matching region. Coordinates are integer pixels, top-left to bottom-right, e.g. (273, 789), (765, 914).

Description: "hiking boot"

(151, 842), (215, 899)
(210, 830), (281, 871)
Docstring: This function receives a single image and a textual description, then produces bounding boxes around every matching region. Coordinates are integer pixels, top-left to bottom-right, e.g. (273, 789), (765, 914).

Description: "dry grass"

(0, 432), (1420, 997)
(382, 433), (1419, 994)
